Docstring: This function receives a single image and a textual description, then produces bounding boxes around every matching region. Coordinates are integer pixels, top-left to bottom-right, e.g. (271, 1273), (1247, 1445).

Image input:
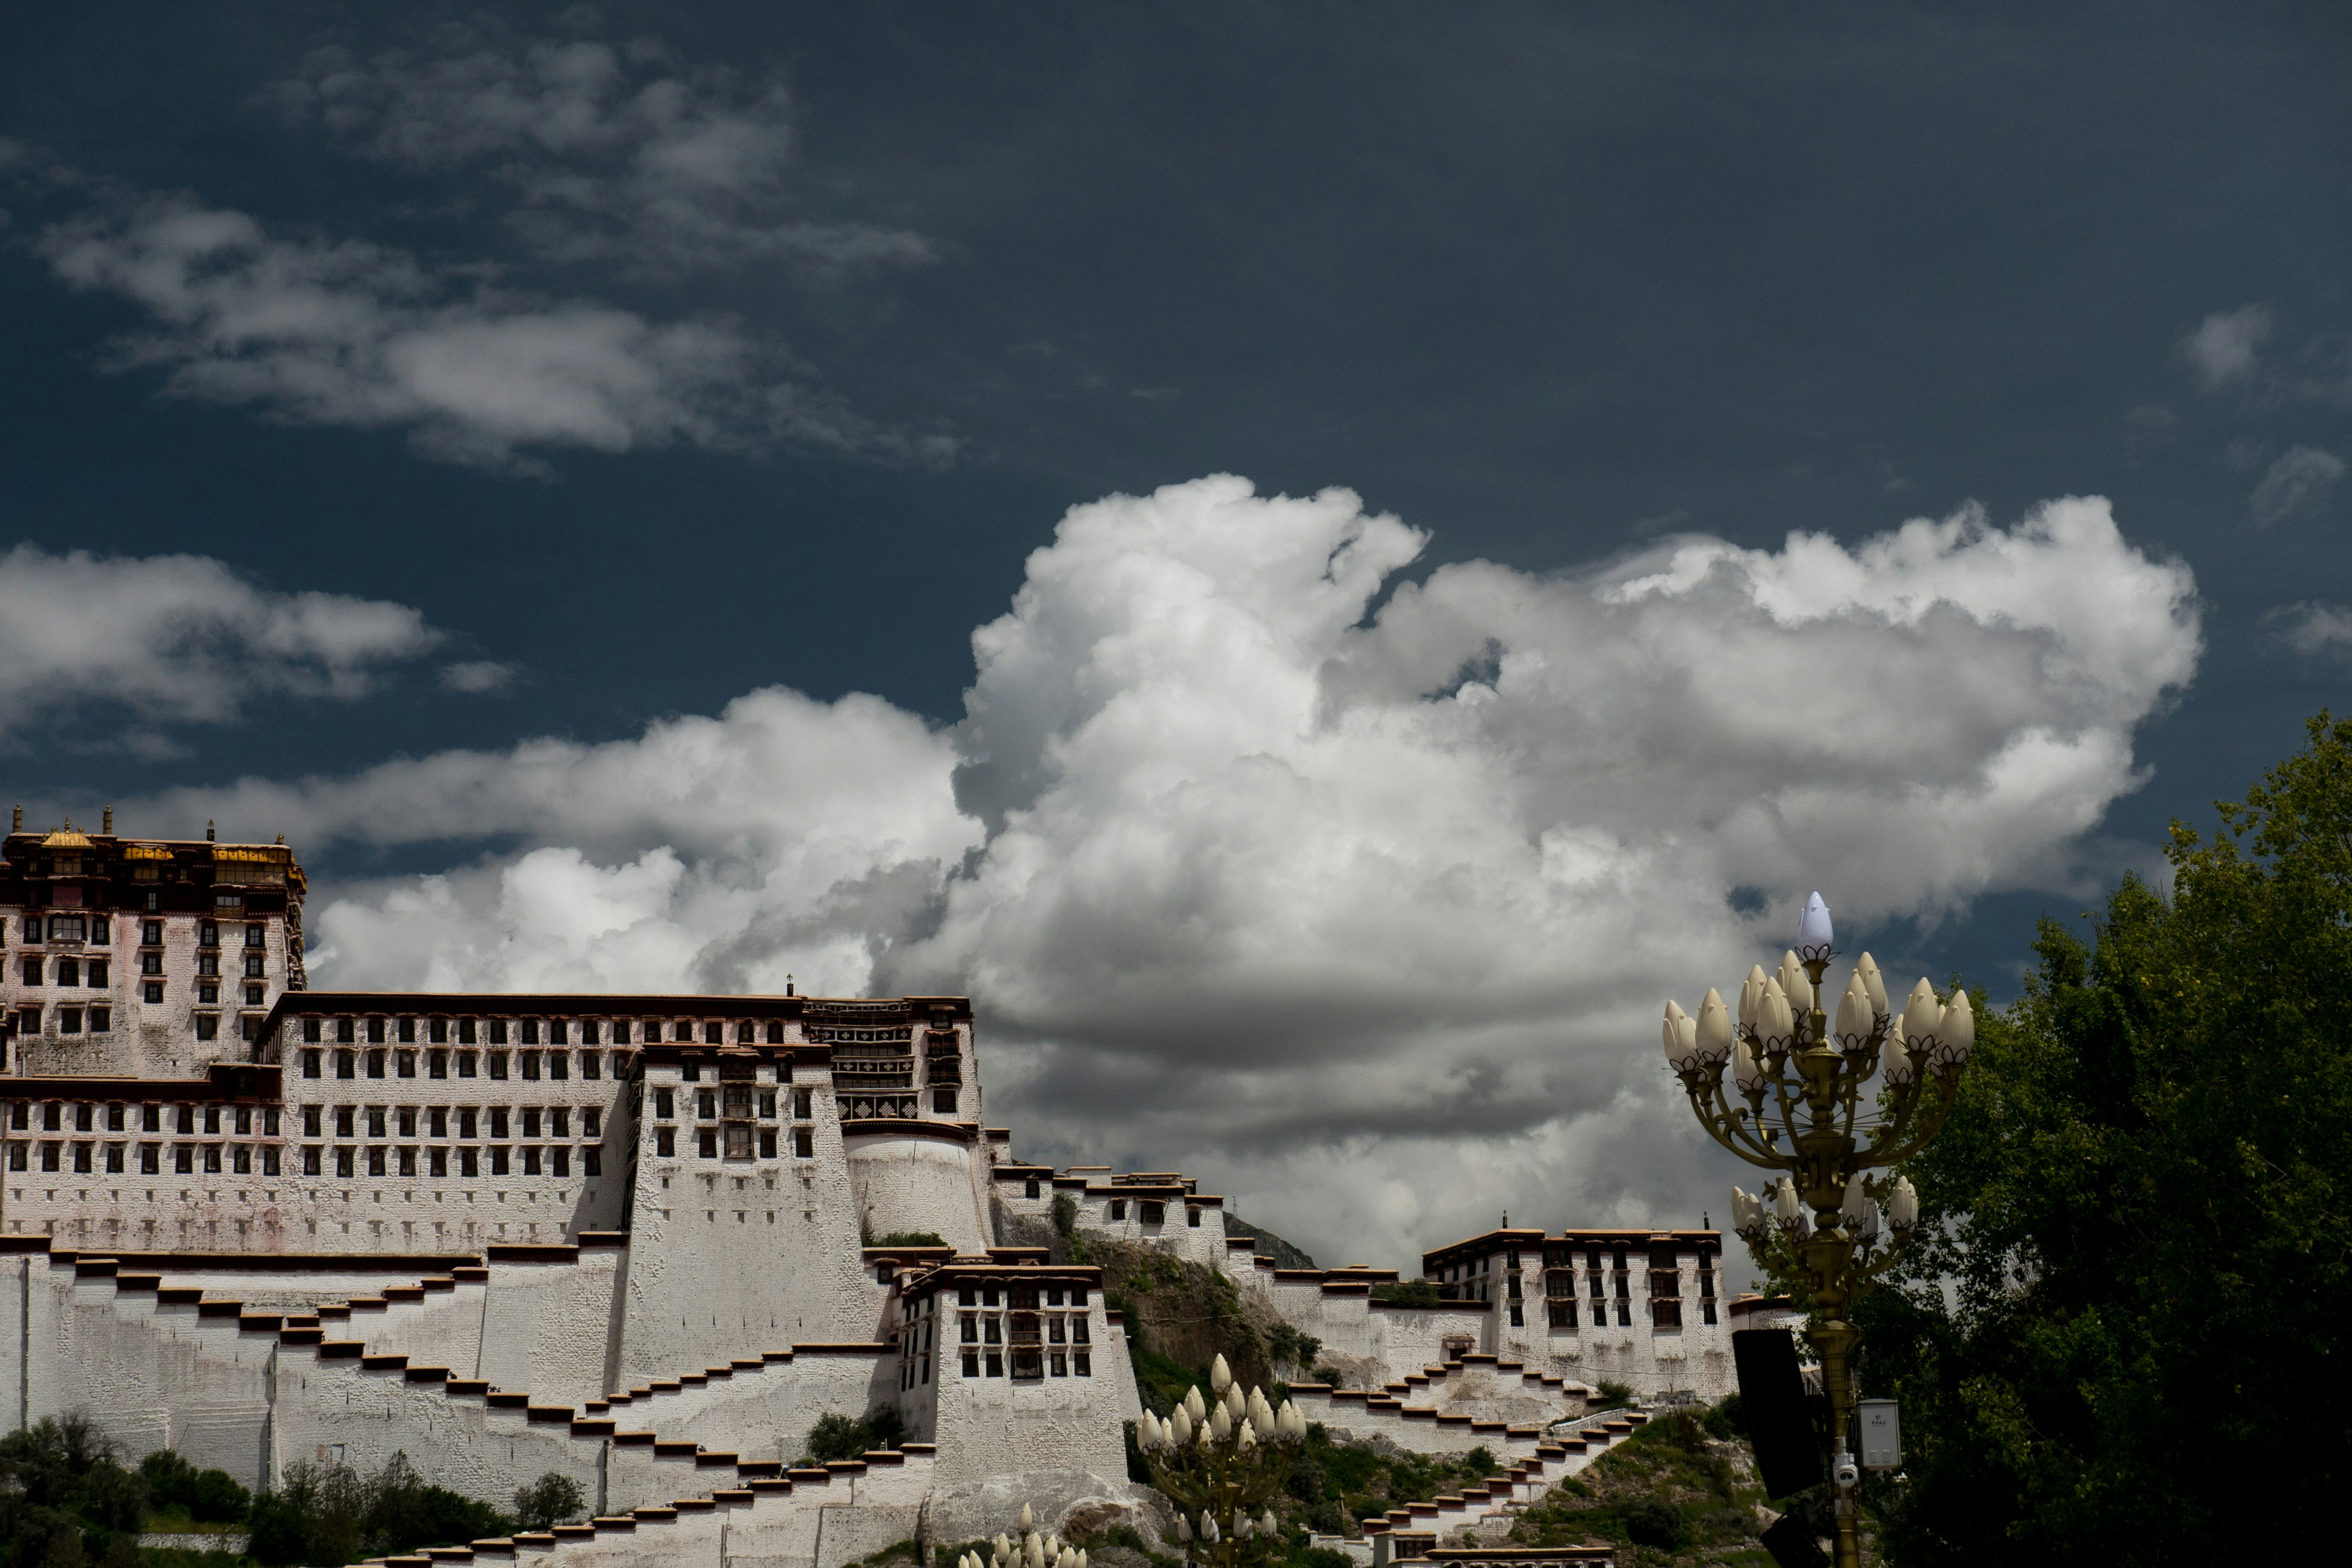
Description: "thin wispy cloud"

(2250, 445), (2345, 525)
(440, 659), (523, 693)
(2181, 304), (2271, 388)
(2265, 601), (2352, 658)
(35, 193), (937, 474)
(265, 21), (934, 282)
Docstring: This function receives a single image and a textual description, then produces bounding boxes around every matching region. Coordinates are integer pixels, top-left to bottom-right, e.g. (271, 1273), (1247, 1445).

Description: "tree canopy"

(1855, 712), (2352, 1565)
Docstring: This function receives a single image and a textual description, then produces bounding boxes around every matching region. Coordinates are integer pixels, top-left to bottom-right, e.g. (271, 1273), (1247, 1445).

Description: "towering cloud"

(139, 478), (2200, 1262)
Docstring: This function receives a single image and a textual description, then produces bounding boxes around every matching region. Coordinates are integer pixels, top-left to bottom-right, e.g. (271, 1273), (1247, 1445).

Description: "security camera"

(1833, 1453), (1860, 1489)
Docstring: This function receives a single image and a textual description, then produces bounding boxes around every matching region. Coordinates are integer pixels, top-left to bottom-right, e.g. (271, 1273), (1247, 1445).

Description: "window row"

(296, 1017), (792, 1047)
(1536, 1267), (1720, 1303)
(12, 1003), (264, 1039)
(295, 1144), (602, 1178)
(1535, 1297), (1719, 1330)
(648, 1125), (812, 1160)
(9, 916), (272, 950)
(957, 1310), (1092, 1346)
(300, 1047), (615, 1082)
(6, 1141), (281, 1176)
(7, 1103), (279, 1136)
(293, 1105), (602, 1141)
(14, 915), (112, 945)
(10, 1006), (113, 1035)
(1, 1139), (596, 1179)
(649, 1087), (813, 1119)
(16, 958), (110, 988)
(957, 1348), (1091, 1381)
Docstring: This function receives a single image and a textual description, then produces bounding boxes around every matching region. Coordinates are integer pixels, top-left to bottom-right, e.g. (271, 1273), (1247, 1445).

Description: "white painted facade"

(1, 824), (1728, 1567)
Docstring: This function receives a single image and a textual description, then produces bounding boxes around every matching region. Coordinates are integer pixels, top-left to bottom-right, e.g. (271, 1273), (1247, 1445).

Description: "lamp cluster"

(1134, 1355), (1305, 1568)
(1656, 891), (1976, 1568)
(960, 1505), (1089, 1568)
(1659, 891), (1975, 1235)
(1137, 1379), (1308, 1456)
(1729, 1169), (1918, 1255)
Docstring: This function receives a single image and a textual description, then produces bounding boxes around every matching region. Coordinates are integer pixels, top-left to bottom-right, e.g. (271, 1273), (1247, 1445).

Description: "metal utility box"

(1857, 1398), (1902, 1469)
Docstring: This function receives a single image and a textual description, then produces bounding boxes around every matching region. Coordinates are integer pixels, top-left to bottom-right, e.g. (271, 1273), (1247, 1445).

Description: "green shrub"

(510, 1474), (585, 1532)
(1366, 1280), (1442, 1307)
(1268, 1322), (1323, 1373)
(1590, 1380), (1635, 1409)
(1619, 1497), (1688, 1550)
(805, 1413), (871, 1464)
(870, 1231), (946, 1249)
(1702, 1391), (1745, 1442)
(802, 1406), (909, 1464)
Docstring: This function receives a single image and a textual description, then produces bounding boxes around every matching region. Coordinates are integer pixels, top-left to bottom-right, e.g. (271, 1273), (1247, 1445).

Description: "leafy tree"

(0, 1417), (146, 1568)
(251, 1452), (508, 1564)
(138, 1450), (249, 1525)
(1859, 713), (2352, 1567)
(510, 1474), (585, 1532)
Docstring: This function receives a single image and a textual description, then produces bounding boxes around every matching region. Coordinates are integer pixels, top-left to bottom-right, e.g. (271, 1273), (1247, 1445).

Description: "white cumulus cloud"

(134, 478), (2201, 1264)
(0, 543), (440, 747)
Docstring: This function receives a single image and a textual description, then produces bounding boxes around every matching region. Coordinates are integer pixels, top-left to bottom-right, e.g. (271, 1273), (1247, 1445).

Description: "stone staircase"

(9, 1239), (930, 1567)
(1284, 1356), (1595, 1459)
(1356, 1411), (1650, 1546)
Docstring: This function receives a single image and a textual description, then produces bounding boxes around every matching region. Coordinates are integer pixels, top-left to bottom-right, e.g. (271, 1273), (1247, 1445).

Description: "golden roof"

(41, 825), (92, 849)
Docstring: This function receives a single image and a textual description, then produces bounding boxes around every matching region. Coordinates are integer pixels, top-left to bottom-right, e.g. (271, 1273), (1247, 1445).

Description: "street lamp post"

(1132, 1354), (1307, 1568)
(1661, 892), (1971, 1568)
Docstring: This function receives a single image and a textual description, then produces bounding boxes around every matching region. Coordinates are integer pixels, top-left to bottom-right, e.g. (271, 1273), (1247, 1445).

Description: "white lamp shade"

(1840, 1172), (1871, 1226)
(1757, 976), (1795, 1044)
(1663, 1001), (1697, 1070)
(1798, 891), (1833, 948)
(1834, 976), (1871, 1046)
(1902, 979), (1943, 1049)
(1738, 965), (1768, 1031)
(1855, 952), (1888, 1016)
(1696, 989), (1734, 1063)
(1939, 989), (1976, 1066)
(1882, 1027), (1917, 1086)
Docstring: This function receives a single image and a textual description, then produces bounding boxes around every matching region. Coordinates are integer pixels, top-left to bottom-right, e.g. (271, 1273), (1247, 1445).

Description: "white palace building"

(0, 818), (1744, 1566)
